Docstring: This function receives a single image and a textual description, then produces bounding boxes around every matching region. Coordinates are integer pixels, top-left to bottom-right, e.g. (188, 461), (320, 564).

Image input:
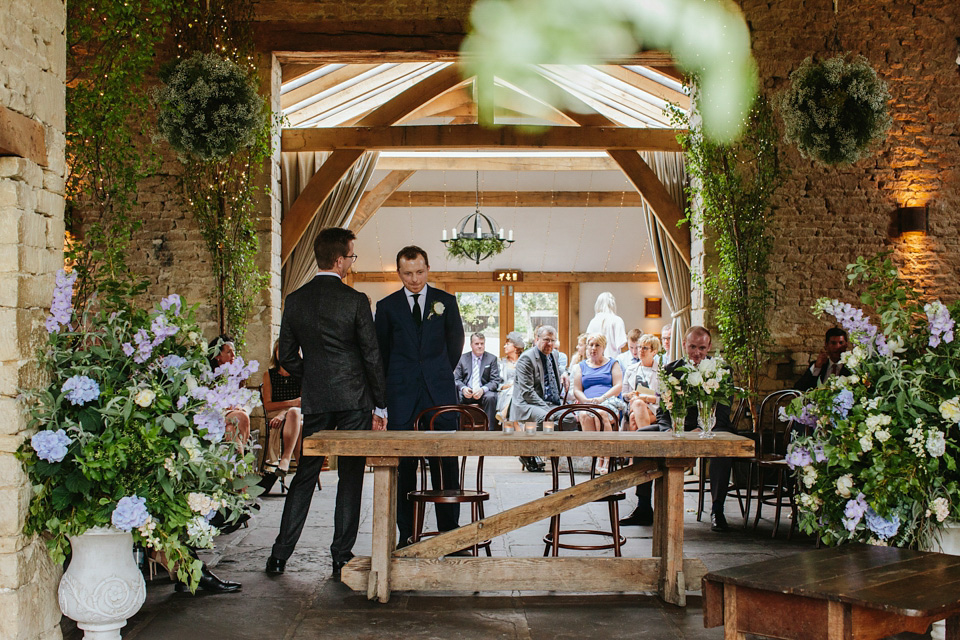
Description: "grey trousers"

(270, 410), (369, 565)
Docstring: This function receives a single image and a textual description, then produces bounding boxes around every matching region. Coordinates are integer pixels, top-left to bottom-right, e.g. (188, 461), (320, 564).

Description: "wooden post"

(827, 600), (846, 639)
(659, 458), (691, 606)
(723, 584), (741, 640)
(367, 457), (399, 602)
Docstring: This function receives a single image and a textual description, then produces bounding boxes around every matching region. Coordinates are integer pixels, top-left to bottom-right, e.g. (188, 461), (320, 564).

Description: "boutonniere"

(426, 301), (445, 320)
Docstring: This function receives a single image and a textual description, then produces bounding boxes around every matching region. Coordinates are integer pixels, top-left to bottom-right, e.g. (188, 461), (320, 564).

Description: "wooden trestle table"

(303, 430), (753, 604)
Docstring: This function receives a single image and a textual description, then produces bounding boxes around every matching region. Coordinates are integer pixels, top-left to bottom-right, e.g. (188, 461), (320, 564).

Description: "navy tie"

(543, 356), (561, 405)
(411, 293), (422, 326)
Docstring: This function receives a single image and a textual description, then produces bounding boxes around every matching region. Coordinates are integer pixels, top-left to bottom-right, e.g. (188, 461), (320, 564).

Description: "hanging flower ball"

(778, 54), (892, 166)
(155, 52), (265, 160)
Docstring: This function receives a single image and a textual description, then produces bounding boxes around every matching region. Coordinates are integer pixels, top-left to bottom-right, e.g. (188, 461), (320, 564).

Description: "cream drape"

(280, 151), (379, 299)
(639, 151), (690, 362)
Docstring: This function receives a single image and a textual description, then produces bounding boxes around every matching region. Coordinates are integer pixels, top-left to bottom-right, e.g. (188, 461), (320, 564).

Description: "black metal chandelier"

(441, 172), (515, 264)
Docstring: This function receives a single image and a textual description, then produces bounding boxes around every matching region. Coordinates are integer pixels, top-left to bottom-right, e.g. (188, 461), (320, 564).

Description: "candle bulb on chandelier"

(442, 229), (448, 241)
(499, 228), (504, 240)
(508, 229), (513, 241)
(476, 218), (482, 237)
(451, 227), (457, 240)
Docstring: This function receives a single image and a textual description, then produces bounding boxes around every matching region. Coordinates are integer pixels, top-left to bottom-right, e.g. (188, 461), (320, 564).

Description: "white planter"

(58, 527), (146, 640)
(929, 521), (960, 640)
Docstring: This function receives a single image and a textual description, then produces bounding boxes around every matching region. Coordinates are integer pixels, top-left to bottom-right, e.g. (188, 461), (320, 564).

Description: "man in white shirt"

(795, 328), (850, 391)
(453, 333), (502, 428)
(616, 328), (644, 385)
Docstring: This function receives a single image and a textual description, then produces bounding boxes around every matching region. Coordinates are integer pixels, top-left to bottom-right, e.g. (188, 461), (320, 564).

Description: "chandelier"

(441, 172), (515, 264)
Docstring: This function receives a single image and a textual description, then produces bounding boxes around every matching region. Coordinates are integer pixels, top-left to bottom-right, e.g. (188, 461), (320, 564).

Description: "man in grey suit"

(511, 325), (576, 430)
(266, 227), (387, 581)
(453, 332), (501, 428)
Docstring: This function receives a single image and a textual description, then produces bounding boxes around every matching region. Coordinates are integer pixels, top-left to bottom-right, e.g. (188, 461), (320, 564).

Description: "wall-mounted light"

(892, 205), (928, 237)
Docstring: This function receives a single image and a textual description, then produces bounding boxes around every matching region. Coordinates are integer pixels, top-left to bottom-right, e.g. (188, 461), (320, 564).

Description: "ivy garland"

(158, 0), (271, 348)
(445, 238), (508, 263)
(672, 92), (784, 415)
(778, 54), (892, 166)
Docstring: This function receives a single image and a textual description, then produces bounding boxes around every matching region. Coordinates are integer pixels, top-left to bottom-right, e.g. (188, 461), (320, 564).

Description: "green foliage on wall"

(673, 93), (785, 408)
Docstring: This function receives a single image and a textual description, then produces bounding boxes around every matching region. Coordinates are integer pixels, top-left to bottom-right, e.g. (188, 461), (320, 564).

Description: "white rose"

(188, 331), (202, 345)
(875, 429), (890, 443)
(134, 388), (156, 407)
(703, 378), (720, 392)
(699, 358), (718, 374)
(887, 335), (906, 353)
(860, 434), (873, 452)
(836, 474), (853, 498)
(433, 301), (445, 315)
(185, 375), (198, 391)
(940, 397), (960, 424)
(802, 465), (817, 488)
(686, 371), (703, 387)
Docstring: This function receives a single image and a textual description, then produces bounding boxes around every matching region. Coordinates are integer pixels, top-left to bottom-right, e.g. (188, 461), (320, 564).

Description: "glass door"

(454, 289), (502, 356)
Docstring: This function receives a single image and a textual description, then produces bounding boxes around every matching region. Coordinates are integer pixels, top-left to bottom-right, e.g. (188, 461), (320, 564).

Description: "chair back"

(543, 404), (621, 488)
(755, 389), (802, 458)
(729, 387), (749, 432)
(413, 405), (489, 491)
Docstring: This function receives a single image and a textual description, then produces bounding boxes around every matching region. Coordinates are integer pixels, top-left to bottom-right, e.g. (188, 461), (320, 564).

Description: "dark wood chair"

(542, 404), (626, 557)
(744, 389), (802, 537)
(691, 389), (751, 522)
(409, 404), (492, 556)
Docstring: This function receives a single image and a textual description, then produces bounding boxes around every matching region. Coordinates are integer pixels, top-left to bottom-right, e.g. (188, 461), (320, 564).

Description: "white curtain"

(281, 151), (379, 299)
(639, 151), (690, 362)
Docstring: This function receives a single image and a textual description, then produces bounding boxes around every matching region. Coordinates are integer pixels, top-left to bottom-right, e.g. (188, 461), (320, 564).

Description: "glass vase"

(698, 400), (717, 439)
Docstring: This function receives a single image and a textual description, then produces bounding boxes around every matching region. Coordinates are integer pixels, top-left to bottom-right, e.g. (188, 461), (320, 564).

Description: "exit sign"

(493, 270), (523, 282)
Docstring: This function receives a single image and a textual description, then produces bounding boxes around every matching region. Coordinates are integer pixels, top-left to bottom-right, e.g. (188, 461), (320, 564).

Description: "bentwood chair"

(542, 404), (626, 557)
(408, 405), (492, 556)
(744, 389), (802, 537)
(695, 389), (751, 522)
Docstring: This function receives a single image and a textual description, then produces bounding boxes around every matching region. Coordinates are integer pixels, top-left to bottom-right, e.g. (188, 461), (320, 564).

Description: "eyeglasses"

(343, 254), (358, 262)
(639, 346), (654, 352)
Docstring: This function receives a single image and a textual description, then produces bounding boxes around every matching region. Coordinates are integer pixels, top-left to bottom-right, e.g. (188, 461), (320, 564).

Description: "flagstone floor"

(61, 458), (930, 640)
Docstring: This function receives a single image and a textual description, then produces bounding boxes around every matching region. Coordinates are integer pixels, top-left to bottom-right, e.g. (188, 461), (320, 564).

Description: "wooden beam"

(282, 65), (468, 265)
(381, 190), (644, 208)
(281, 63), (378, 110)
(342, 556), (708, 594)
(349, 271), (659, 284)
(396, 461), (661, 558)
(608, 149), (690, 266)
(650, 65), (686, 84)
(599, 65), (690, 109)
(374, 155), (620, 171)
(402, 87), (473, 121)
(282, 125), (684, 152)
(281, 63), (326, 85)
(348, 169), (416, 233)
(0, 105), (46, 167)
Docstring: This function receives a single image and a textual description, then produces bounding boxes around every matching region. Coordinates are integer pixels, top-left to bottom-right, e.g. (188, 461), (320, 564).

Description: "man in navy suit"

(453, 333), (501, 428)
(375, 246), (465, 547)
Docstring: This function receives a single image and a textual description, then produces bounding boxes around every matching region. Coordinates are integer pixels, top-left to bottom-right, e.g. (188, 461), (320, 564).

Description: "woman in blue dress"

(571, 333), (625, 433)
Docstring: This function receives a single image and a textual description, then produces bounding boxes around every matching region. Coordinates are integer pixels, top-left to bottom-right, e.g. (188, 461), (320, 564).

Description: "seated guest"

(622, 333), (661, 431)
(564, 332), (588, 402)
(209, 334), (251, 450)
(572, 334), (625, 432)
(495, 331), (525, 426)
(454, 332), (502, 428)
(511, 325), (577, 431)
(657, 324), (672, 366)
(795, 328), (850, 391)
(262, 340), (303, 475)
(617, 328), (644, 375)
(655, 326), (735, 532)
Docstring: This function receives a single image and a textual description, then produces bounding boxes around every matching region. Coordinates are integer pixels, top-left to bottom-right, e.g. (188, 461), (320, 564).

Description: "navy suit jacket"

(375, 286), (465, 427)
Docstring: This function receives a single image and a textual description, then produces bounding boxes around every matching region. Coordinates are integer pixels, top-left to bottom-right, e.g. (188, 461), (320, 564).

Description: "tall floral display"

(19, 272), (262, 589)
(785, 255), (959, 549)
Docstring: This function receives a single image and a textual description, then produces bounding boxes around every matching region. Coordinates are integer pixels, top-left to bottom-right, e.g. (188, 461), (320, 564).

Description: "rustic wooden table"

(702, 543), (960, 639)
(303, 430), (753, 604)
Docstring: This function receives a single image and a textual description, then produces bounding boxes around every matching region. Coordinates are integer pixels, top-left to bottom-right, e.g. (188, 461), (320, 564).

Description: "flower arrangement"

(778, 54), (892, 166)
(658, 356), (735, 436)
(155, 51), (266, 161)
(18, 271), (262, 588)
(784, 254), (960, 549)
(445, 237), (508, 264)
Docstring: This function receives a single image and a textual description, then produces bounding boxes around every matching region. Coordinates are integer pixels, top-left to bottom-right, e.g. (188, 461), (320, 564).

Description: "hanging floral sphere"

(778, 54), (892, 166)
(156, 52), (265, 160)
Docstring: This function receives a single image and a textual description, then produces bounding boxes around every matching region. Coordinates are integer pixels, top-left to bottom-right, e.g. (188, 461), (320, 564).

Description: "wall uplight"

(892, 205), (928, 237)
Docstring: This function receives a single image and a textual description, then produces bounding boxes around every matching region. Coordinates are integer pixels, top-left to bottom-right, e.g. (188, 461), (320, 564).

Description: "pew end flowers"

(785, 254), (960, 549)
(18, 272), (263, 590)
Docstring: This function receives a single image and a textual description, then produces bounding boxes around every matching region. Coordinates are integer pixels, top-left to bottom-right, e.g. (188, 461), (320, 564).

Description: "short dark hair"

(396, 245), (429, 270)
(314, 227), (356, 270)
(825, 327), (848, 343)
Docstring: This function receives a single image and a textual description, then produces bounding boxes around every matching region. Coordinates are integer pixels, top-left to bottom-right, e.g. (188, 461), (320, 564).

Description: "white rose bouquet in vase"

(658, 357), (734, 438)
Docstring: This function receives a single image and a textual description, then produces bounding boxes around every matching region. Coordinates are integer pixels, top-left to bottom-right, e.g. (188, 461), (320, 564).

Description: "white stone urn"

(58, 526), (147, 640)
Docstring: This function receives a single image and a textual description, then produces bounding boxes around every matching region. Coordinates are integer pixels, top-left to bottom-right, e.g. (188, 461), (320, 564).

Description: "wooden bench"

(703, 544), (960, 639)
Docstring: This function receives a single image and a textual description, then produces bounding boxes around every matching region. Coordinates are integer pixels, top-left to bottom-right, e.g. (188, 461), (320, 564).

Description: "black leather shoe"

(331, 553), (354, 581)
(619, 508), (654, 527)
(265, 556), (285, 575)
(711, 512), (729, 532)
(175, 565), (241, 594)
(446, 549), (473, 557)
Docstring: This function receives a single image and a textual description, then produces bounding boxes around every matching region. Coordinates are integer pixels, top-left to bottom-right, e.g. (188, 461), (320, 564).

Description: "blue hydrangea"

(865, 507), (901, 540)
(833, 389), (854, 417)
(45, 270), (77, 334)
(785, 445), (812, 470)
(194, 407), (226, 442)
(842, 493), (868, 531)
(111, 495), (150, 531)
(162, 354), (188, 371)
(30, 429), (71, 463)
(160, 294), (182, 316)
(61, 375), (100, 406)
(151, 314), (179, 345)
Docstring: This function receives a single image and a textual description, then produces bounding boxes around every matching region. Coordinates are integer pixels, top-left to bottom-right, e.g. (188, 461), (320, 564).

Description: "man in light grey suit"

(510, 325), (576, 430)
(453, 332), (501, 428)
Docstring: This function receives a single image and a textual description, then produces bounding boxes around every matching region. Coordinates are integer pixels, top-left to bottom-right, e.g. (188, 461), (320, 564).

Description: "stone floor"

(61, 459), (931, 640)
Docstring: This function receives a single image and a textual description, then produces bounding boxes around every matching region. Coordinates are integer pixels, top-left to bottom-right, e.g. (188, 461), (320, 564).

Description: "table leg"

(659, 459), (689, 606)
(723, 584), (745, 640)
(367, 457), (398, 603)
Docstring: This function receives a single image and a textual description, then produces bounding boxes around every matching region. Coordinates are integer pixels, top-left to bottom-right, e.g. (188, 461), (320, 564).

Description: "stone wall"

(0, 0), (67, 639)
(740, 0), (960, 385)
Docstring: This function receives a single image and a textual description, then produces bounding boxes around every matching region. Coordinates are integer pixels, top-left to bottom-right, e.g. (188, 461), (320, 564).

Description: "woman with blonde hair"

(585, 292), (627, 359)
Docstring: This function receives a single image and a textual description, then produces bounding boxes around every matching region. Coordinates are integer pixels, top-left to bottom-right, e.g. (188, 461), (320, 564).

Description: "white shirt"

(404, 285), (429, 320)
(810, 358), (843, 379)
(586, 312), (627, 359)
(316, 271), (342, 279)
(616, 352), (640, 376)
